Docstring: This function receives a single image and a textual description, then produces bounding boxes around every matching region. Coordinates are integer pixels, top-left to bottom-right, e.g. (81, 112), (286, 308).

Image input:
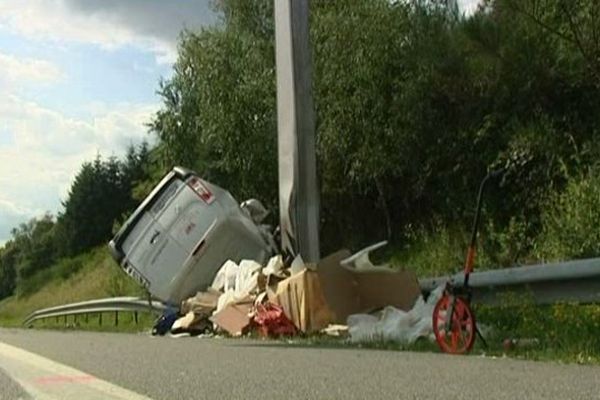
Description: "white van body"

(109, 167), (273, 304)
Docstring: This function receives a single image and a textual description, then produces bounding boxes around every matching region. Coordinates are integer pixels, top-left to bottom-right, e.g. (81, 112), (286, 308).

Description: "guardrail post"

(134, 311), (138, 325)
(115, 311), (119, 327)
(63, 315), (67, 327)
(85, 313), (89, 324)
(99, 313), (102, 326)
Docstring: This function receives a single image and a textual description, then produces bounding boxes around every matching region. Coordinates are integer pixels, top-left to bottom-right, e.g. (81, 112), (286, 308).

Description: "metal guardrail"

(23, 297), (167, 327)
(420, 258), (600, 305)
(22, 258), (600, 327)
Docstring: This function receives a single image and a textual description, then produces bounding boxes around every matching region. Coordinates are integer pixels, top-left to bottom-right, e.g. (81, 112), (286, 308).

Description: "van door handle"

(150, 230), (160, 244)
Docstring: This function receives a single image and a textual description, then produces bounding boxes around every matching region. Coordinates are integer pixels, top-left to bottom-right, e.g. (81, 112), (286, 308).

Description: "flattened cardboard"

(354, 270), (421, 313)
(181, 287), (222, 315)
(210, 299), (253, 336)
(316, 250), (359, 323)
(316, 250), (420, 323)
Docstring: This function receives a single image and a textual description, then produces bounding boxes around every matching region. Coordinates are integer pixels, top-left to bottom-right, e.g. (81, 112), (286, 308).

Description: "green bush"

(535, 168), (600, 260)
(16, 256), (85, 298)
(480, 216), (537, 268)
(391, 222), (469, 275)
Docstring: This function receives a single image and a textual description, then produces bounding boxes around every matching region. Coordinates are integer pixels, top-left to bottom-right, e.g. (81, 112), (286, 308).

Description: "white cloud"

(0, 96), (158, 241)
(0, 52), (63, 88)
(0, 0), (216, 64)
(0, 197), (45, 245)
(0, 198), (38, 218)
(0, 95), (156, 156)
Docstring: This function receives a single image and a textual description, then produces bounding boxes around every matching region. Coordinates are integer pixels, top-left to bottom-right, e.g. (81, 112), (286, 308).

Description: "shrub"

(535, 168), (600, 261)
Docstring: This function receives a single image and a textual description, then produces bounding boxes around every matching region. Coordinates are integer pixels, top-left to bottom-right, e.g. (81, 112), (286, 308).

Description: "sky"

(0, 0), (217, 245)
(0, 0), (479, 247)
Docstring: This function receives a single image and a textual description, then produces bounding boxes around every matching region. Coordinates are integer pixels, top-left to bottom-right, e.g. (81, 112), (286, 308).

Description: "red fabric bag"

(253, 302), (297, 337)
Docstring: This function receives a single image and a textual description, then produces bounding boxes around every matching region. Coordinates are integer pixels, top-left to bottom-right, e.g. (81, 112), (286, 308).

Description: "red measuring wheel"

(432, 294), (476, 354)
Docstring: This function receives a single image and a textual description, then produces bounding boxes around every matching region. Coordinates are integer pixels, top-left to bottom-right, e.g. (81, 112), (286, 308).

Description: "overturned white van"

(109, 167), (275, 304)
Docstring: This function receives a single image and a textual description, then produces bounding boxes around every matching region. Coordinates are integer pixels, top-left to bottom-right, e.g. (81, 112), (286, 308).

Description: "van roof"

(108, 166), (195, 264)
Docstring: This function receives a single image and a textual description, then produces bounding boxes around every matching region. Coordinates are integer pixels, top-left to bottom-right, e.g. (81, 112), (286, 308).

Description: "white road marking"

(0, 341), (152, 400)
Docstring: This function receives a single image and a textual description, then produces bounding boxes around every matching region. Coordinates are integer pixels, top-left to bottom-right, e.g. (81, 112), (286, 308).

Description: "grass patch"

(390, 224), (468, 276)
(0, 247), (148, 330)
(475, 298), (600, 364)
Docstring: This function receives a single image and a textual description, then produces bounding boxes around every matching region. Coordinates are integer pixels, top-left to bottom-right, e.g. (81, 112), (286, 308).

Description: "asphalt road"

(0, 328), (599, 400)
(0, 366), (30, 400)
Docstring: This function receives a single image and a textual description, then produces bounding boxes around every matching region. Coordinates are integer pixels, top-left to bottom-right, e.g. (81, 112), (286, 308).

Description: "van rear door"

(160, 177), (219, 257)
(124, 178), (188, 298)
(136, 175), (219, 299)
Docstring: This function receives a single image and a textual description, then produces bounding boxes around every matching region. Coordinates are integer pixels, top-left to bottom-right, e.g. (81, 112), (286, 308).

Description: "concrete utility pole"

(274, 0), (320, 262)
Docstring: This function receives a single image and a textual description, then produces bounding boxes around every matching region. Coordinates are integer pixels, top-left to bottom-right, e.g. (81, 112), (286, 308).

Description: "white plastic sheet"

(211, 259), (263, 314)
(263, 255), (285, 277)
(347, 285), (445, 344)
(211, 260), (239, 292)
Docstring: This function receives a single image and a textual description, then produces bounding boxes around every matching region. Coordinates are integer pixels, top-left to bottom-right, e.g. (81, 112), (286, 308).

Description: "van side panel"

(168, 214), (270, 303)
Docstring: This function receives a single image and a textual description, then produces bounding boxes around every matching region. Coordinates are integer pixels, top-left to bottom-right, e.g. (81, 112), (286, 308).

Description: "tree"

(151, 0), (278, 207)
(0, 244), (17, 299)
(58, 156), (130, 255)
(150, 0), (600, 252)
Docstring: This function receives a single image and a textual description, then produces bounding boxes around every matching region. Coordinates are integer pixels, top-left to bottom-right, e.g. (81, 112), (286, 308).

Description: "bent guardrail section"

(23, 297), (167, 327)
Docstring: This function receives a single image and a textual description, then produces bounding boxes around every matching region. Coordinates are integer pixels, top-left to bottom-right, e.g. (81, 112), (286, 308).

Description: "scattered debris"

(152, 309), (179, 336)
(317, 249), (421, 323)
(347, 285), (444, 344)
(171, 311), (212, 335)
(180, 288), (221, 315)
(210, 298), (254, 336)
(253, 302), (297, 337)
(321, 324), (349, 337)
(267, 268), (333, 333)
(165, 243), (426, 345)
(263, 255), (285, 277)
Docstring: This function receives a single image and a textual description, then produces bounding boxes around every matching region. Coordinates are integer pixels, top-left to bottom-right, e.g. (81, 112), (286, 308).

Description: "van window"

(150, 178), (183, 217)
(122, 212), (155, 254)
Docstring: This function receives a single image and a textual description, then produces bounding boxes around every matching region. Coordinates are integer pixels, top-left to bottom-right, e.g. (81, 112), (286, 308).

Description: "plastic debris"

(321, 324), (349, 337)
(347, 285), (445, 344)
(263, 255), (285, 277)
(212, 259), (263, 315)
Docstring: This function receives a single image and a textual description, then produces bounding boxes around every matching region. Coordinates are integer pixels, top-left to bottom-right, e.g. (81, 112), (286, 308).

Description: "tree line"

(0, 144), (150, 299)
(152, 0), (600, 257)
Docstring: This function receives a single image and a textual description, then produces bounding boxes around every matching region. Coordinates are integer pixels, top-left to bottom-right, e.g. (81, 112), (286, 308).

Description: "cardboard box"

(267, 269), (334, 333)
(317, 250), (421, 323)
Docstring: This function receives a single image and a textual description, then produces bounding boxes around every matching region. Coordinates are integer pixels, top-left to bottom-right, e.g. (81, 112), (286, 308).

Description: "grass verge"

(0, 247), (154, 332)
